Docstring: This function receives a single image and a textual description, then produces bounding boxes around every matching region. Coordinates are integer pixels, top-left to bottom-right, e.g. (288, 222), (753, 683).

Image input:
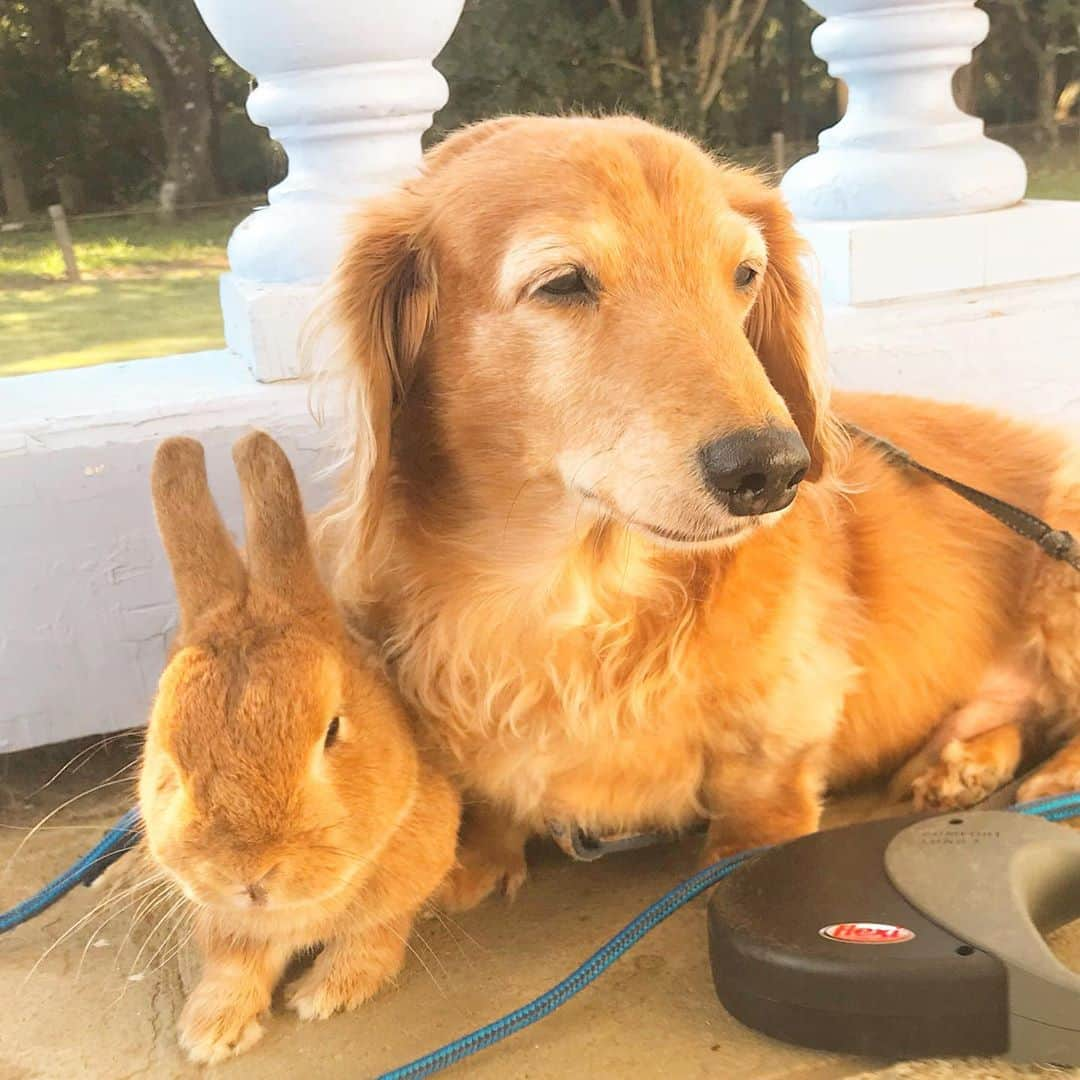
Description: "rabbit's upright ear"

(152, 437), (247, 631)
(232, 431), (329, 611)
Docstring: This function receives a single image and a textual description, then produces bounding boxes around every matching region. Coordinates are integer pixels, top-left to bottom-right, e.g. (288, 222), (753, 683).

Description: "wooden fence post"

(771, 131), (786, 173)
(48, 204), (81, 283)
(158, 180), (178, 222)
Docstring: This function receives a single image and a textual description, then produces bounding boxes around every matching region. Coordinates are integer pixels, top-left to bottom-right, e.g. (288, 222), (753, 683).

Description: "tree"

(24, 0), (88, 209)
(96, 0), (219, 202)
(0, 127), (30, 219)
(0, 0), (97, 211)
(436, 0), (796, 146)
(988, 0), (1080, 144)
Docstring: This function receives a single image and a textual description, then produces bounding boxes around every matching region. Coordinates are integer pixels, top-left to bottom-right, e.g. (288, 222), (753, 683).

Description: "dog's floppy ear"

(730, 174), (845, 482)
(331, 190), (436, 552)
(152, 437), (247, 633)
(322, 118), (529, 565)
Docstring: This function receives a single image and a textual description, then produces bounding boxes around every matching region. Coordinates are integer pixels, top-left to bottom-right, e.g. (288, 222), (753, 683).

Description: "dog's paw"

(178, 985), (265, 1064)
(435, 851), (527, 913)
(910, 736), (1016, 811)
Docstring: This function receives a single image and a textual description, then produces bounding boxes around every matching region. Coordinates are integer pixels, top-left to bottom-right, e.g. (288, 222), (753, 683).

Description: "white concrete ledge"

(0, 352), (334, 752)
(2, 273), (1079, 753)
(804, 201), (1080, 306)
(826, 273), (1080, 428)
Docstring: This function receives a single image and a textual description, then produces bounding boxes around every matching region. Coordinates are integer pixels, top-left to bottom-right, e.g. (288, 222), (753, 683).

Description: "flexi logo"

(819, 922), (916, 944)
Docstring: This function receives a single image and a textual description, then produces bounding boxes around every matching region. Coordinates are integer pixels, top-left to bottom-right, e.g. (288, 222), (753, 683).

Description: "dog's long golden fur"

(320, 115), (1080, 907)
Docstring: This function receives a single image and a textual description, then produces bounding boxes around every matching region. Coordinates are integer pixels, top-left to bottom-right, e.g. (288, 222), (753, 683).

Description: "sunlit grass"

(0, 142), (1077, 380)
(0, 207), (250, 284)
(0, 276), (225, 376)
(0, 207), (251, 375)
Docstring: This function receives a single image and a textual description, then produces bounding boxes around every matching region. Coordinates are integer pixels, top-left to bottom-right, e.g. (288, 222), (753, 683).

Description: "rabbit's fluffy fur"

(316, 114), (1080, 909)
(140, 432), (459, 1064)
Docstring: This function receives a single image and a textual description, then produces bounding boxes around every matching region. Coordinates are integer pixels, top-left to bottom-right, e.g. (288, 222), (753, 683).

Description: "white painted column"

(782, 0), (1026, 222)
(192, 1), (465, 380)
(780, 0), (1080, 307)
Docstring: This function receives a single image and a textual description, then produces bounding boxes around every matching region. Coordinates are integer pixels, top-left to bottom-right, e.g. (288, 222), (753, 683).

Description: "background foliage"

(0, 0), (1078, 217)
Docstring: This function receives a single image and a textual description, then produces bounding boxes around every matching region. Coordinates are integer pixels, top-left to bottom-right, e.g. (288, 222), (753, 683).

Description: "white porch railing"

(2, 2), (1079, 753)
(194, 0), (466, 382)
(782, 0), (1027, 220)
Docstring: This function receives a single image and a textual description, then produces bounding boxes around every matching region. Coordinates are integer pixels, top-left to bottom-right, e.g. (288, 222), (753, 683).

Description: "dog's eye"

(324, 716), (341, 750)
(734, 262), (759, 290)
(537, 268), (592, 301)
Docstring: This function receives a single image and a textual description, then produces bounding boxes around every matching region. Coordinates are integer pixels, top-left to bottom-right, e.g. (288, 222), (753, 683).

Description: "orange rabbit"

(139, 431), (459, 1064)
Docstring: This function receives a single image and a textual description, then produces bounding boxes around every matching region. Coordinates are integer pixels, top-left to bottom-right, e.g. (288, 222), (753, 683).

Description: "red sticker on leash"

(819, 922), (915, 944)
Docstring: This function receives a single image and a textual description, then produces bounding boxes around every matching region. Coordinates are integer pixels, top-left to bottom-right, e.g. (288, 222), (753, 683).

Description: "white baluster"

(192, 0), (465, 379)
(782, 0), (1027, 221)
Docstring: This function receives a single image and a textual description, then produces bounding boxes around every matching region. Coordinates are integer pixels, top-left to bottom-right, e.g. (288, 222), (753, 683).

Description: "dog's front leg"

(700, 748), (825, 867)
(436, 799), (530, 912)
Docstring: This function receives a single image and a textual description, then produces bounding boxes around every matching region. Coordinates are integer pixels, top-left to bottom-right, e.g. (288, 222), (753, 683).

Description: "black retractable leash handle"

(708, 801), (1080, 1064)
(710, 426), (1080, 1066)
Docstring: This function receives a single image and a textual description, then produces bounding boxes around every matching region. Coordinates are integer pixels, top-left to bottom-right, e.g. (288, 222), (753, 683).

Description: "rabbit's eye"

(324, 716), (341, 750)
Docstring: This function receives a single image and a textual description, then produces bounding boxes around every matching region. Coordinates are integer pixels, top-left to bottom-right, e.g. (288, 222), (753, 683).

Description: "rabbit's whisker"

(114, 880), (179, 967)
(382, 918), (448, 996)
(136, 901), (194, 977)
(78, 878), (172, 981)
(31, 730), (143, 796)
(25, 874), (164, 983)
(128, 894), (188, 977)
(5, 775), (139, 873)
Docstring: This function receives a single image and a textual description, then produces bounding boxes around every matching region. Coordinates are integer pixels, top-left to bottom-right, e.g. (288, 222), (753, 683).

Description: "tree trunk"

(783, 0), (805, 141)
(0, 130), (32, 221)
(1036, 52), (1060, 146)
(103, 1), (219, 204)
(1002, 0), (1060, 146)
(639, 0), (663, 107)
(28, 0), (85, 211)
(749, 24), (765, 145)
(696, 0), (770, 131)
(161, 77), (217, 202)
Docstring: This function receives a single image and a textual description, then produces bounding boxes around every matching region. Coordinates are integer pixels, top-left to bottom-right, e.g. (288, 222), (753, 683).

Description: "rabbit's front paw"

(287, 920), (408, 1021)
(178, 982), (265, 1064)
(286, 962), (386, 1020)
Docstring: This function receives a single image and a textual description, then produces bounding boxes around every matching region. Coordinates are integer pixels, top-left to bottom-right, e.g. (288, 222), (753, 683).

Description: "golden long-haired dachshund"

(317, 115), (1080, 909)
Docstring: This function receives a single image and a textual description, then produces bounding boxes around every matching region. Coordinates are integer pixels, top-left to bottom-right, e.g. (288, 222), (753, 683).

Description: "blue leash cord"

(3, 794), (1080, 1077)
(377, 847), (759, 1080)
(0, 806), (141, 935)
(377, 792), (1080, 1080)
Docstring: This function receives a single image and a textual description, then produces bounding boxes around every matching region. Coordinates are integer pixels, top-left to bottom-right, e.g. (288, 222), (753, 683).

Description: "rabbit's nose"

(244, 881), (268, 906)
(238, 862), (279, 907)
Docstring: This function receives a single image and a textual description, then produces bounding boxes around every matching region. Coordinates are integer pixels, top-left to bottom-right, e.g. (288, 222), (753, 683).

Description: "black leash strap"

(845, 422), (1080, 574)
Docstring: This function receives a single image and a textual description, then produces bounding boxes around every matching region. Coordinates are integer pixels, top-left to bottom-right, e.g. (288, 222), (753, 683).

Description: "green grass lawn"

(0, 275), (226, 375)
(0, 206), (252, 377)
(2, 140), (1078, 380)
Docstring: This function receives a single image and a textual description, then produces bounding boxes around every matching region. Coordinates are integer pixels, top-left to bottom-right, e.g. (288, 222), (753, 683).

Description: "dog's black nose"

(698, 427), (811, 517)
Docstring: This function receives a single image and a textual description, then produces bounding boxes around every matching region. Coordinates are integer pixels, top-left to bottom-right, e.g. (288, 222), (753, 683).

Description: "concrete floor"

(1, 737), (1078, 1080)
